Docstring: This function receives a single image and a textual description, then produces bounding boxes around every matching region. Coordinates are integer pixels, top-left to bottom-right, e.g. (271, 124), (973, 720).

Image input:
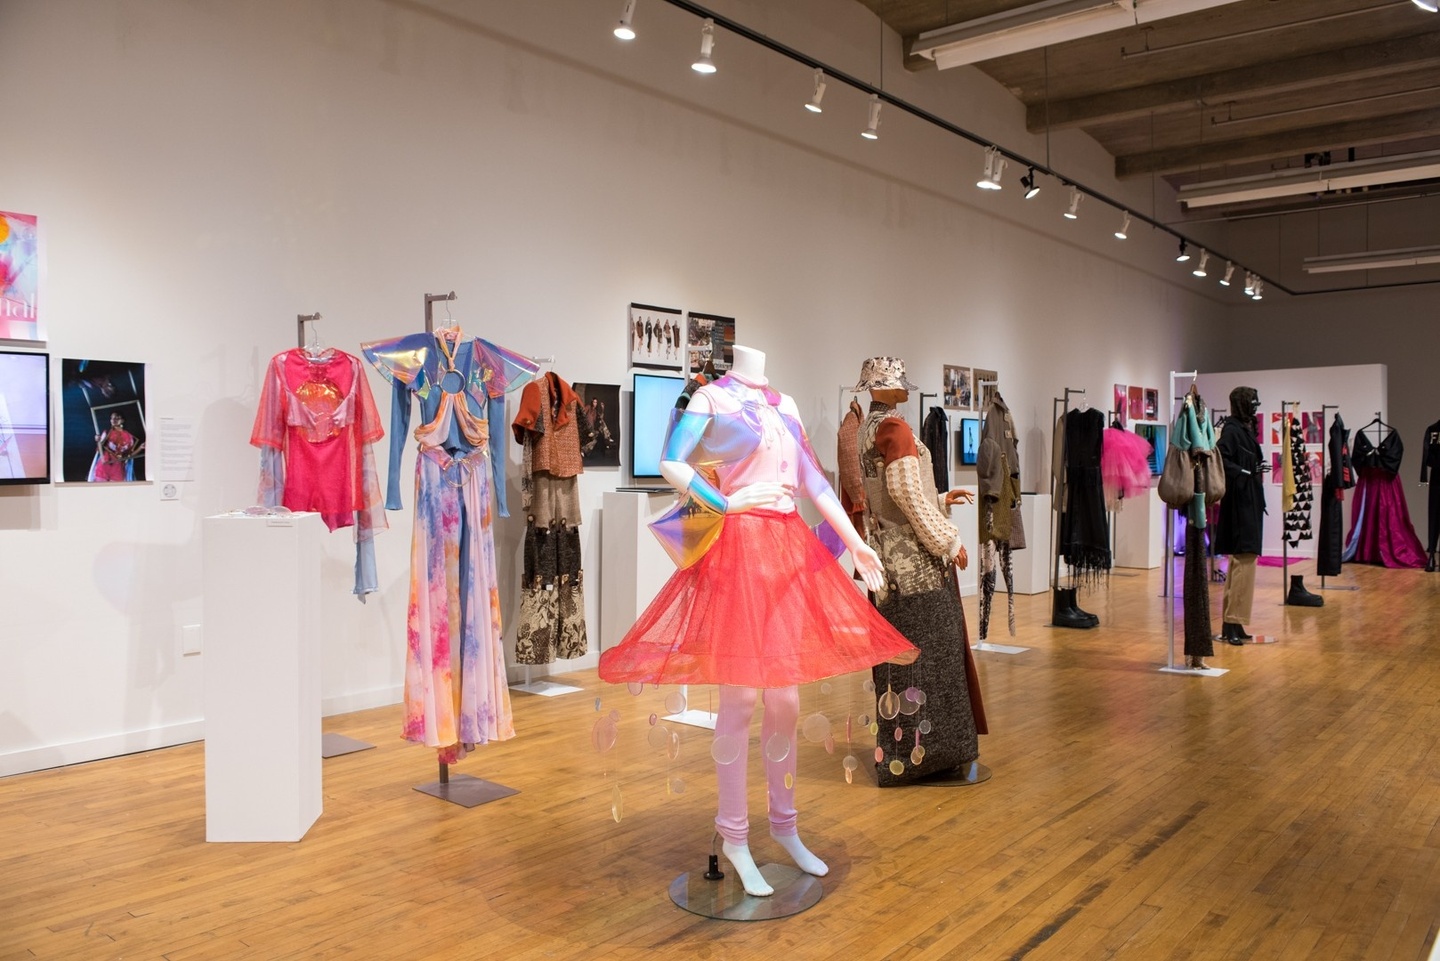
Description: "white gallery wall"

(0, 0), (1237, 776)
(1217, 284), (1440, 535)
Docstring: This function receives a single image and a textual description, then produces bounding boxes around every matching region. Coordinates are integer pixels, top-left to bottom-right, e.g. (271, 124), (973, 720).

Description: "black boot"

(1071, 593), (1100, 627)
(1427, 553), (1437, 573)
(1051, 588), (1093, 629)
(1285, 575), (1323, 607)
(1221, 622), (1247, 646)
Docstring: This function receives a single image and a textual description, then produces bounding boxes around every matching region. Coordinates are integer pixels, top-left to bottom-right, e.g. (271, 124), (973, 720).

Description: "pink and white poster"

(0, 212), (40, 342)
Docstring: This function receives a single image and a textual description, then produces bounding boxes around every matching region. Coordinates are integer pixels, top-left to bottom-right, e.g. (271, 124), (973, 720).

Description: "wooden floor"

(3, 562), (1438, 960)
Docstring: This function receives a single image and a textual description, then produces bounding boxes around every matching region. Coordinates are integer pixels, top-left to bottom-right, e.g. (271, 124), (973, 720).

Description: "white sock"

(771, 831), (828, 877)
(721, 841), (773, 897)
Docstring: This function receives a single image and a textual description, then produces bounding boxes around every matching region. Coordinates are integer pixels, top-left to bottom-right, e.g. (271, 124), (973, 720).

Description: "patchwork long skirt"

(403, 445), (515, 763)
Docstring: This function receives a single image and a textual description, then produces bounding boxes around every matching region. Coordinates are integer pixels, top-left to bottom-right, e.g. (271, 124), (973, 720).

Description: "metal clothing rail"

(654, 0), (1286, 296)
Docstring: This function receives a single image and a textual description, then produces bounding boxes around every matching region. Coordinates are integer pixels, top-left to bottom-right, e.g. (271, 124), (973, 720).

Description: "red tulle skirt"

(598, 509), (915, 688)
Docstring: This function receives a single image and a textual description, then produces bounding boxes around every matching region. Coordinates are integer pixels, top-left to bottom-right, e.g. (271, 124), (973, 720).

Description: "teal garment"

(1170, 394), (1216, 527)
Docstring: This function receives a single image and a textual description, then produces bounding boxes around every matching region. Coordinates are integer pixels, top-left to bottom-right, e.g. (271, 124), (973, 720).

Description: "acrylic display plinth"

(1012, 493), (1052, 594)
(600, 489), (677, 650)
(1113, 489), (1165, 570)
(202, 512), (323, 842)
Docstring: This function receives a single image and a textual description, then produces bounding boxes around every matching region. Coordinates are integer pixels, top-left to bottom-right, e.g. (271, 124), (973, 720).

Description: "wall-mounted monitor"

(630, 372), (685, 480)
(958, 417), (980, 466)
(0, 349), (51, 485)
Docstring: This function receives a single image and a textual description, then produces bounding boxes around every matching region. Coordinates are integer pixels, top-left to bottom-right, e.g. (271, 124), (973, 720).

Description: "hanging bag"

(1157, 445), (1196, 508)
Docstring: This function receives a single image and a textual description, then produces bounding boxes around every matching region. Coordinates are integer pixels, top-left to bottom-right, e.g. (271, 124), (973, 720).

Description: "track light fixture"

(1242, 272), (1255, 295)
(1021, 167), (1040, 199)
(977, 146), (1006, 190)
(1113, 211), (1130, 240)
(861, 94), (882, 140)
(1219, 262), (1235, 286)
(614, 0), (637, 40)
(1413, 0), (1438, 12)
(1175, 240), (1191, 263)
(1251, 280), (1264, 301)
(805, 68), (826, 113)
(1063, 185), (1082, 219)
(691, 18), (717, 74)
(1192, 250), (1210, 277)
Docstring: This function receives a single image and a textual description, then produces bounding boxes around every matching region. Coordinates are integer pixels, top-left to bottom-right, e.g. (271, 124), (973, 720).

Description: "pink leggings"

(714, 685), (799, 845)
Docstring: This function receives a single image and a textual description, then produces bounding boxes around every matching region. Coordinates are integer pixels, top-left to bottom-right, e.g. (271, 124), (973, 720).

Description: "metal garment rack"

(1277, 399), (1300, 607)
(292, 311), (381, 758)
(1318, 403), (1359, 591)
(407, 288), (519, 808)
(1157, 370), (1225, 676)
(1048, 387), (1088, 628)
(974, 379), (1028, 655)
(1104, 407), (1140, 580)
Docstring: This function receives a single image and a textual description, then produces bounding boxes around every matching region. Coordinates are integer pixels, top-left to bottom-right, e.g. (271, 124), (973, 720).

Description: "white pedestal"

(1012, 493), (1052, 594)
(1114, 488), (1165, 570)
(202, 512), (323, 842)
(600, 489), (679, 650)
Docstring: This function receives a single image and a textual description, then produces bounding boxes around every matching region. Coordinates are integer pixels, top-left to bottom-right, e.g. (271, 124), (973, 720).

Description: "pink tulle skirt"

(1102, 427), (1154, 510)
(598, 509), (915, 688)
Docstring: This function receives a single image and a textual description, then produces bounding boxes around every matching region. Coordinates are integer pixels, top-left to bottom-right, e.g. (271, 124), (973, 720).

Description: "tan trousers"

(1223, 553), (1257, 625)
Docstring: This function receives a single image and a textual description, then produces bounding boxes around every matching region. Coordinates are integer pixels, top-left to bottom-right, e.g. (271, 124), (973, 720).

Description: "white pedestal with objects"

(202, 512), (323, 843)
(1114, 489), (1166, 570)
(1013, 493), (1052, 594)
(600, 488), (679, 650)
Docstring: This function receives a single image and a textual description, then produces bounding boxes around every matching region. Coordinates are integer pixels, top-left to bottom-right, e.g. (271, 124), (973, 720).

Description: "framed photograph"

(1143, 388), (1159, 421)
(1127, 386), (1144, 422)
(1306, 450), (1323, 484)
(0, 211), (41, 342)
(958, 417), (980, 466)
(628, 303), (684, 372)
(60, 358), (147, 483)
(1134, 423), (1166, 476)
(973, 368), (998, 411)
(1270, 450), (1284, 483)
(1270, 412), (1284, 446)
(1303, 410), (1323, 445)
(943, 365), (972, 410)
(1113, 384), (1128, 427)
(686, 312), (735, 375)
(573, 382), (621, 468)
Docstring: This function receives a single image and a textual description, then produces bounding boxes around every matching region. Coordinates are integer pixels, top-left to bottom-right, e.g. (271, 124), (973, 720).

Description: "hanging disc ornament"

(711, 734), (742, 765)
(802, 713), (831, 743)
(877, 686), (901, 720)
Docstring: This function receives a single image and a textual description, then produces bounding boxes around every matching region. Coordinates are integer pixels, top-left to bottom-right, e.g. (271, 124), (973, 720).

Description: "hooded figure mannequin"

(1214, 386), (1268, 644)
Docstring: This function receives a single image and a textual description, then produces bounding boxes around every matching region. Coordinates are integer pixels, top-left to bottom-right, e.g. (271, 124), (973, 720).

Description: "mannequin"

(1215, 386), (1268, 644)
(599, 345), (916, 897)
(854, 356), (984, 785)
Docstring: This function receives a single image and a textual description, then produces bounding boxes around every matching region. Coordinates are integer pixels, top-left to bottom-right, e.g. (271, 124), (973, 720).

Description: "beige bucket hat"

(852, 356), (919, 392)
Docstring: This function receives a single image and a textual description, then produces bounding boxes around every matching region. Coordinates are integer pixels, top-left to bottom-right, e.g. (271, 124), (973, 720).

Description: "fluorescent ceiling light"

(911, 0), (1243, 69)
(1178, 150), (1440, 209)
(1302, 245), (1440, 274)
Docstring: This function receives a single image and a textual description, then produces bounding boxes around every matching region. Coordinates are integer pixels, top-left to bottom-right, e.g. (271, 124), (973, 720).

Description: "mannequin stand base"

(1159, 664), (1228, 677)
(509, 680), (582, 698)
(414, 775), (519, 809)
(973, 642), (1029, 655)
(663, 709), (718, 731)
(320, 733), (375, 758)
(669, 863), (822, 921)
(1317, 582), (1360, 591)
(916, 760), (992, 787)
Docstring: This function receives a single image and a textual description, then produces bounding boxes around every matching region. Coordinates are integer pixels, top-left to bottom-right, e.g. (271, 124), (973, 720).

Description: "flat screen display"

(959, 417), (980, 466)
(631, 372), (685, 479)
(0, 350), (51, 485)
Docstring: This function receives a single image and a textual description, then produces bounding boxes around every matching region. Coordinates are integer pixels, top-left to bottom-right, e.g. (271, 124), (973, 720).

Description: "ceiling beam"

(1115, 105), (1440, 177)
(1027, 31), (1440, 132)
